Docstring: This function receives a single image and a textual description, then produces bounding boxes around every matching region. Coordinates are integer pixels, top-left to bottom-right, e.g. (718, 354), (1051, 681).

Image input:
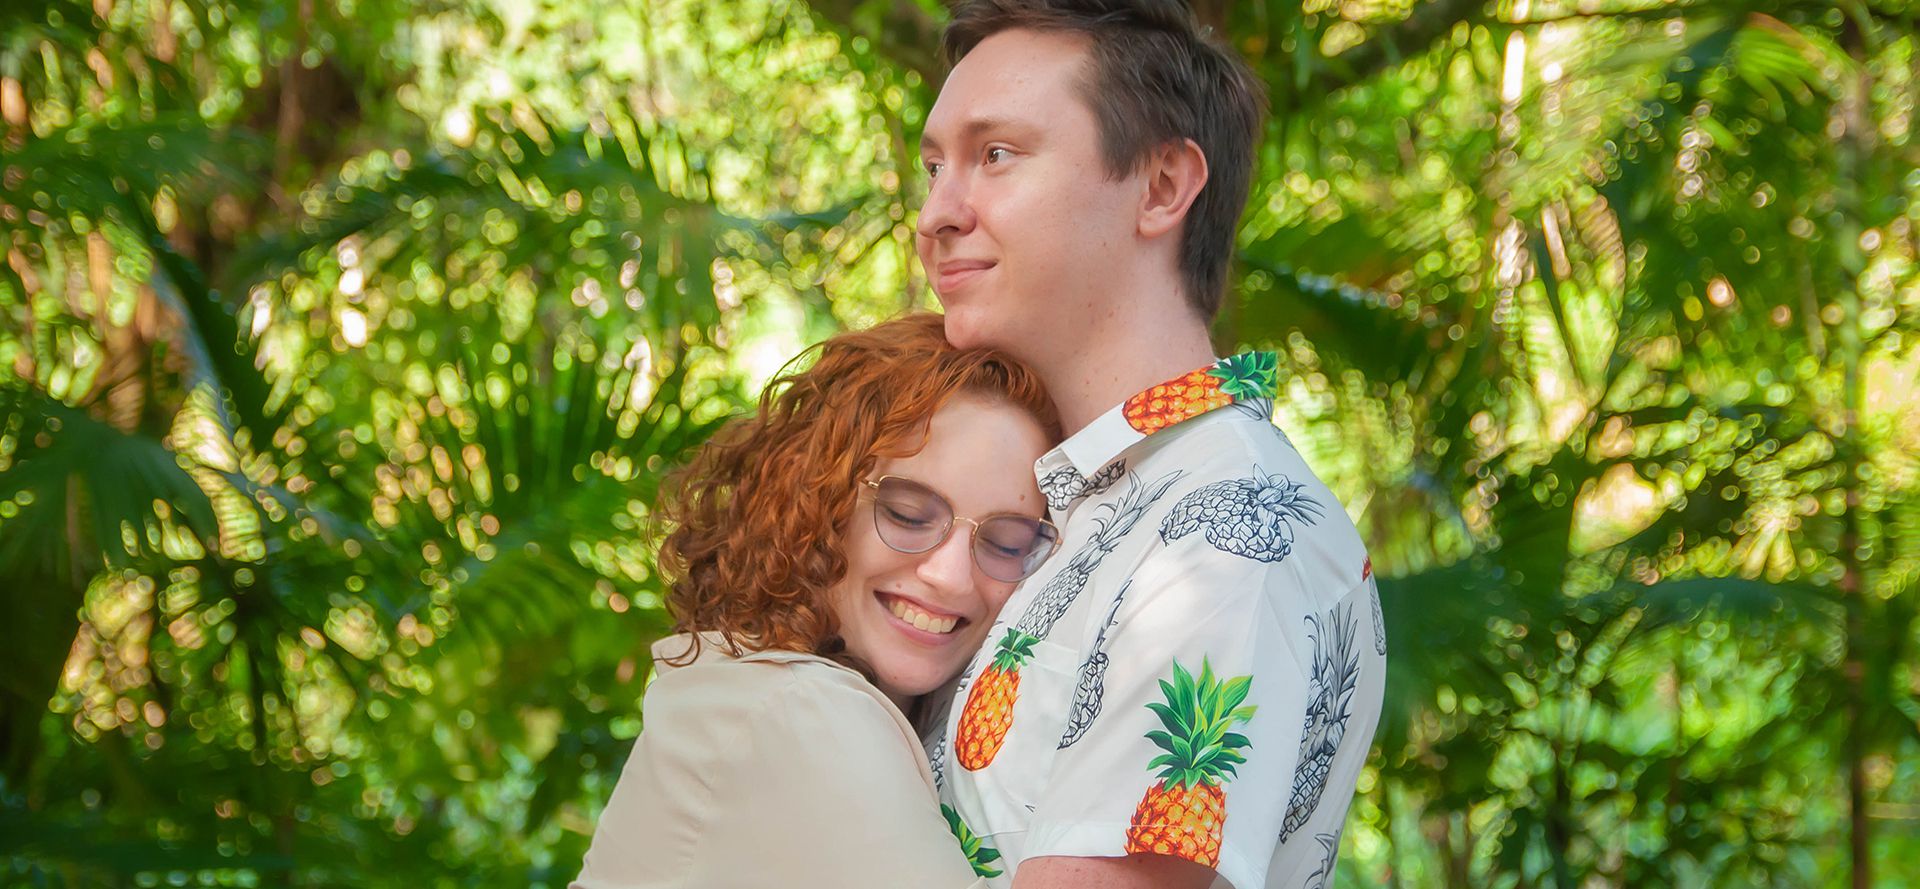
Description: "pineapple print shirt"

(929, 352), (1387, 889)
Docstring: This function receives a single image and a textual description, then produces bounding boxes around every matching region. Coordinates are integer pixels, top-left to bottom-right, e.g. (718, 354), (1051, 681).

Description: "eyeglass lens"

(869, 477), (1058, 582)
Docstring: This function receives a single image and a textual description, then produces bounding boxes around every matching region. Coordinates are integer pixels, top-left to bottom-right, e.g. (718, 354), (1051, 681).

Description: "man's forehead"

(948, 30), (1088, 91)
(925, 32), (1092, 144)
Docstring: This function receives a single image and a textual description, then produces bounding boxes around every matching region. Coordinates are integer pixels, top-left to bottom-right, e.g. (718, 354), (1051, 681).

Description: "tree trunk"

(1834, 8), (1874, 888)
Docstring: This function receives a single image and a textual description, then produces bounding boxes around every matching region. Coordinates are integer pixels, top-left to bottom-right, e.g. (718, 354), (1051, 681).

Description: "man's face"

(916, 29), (1142, 358)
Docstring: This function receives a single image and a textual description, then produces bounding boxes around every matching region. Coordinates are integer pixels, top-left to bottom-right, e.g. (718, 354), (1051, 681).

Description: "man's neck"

(1031, 309), (1218, 437)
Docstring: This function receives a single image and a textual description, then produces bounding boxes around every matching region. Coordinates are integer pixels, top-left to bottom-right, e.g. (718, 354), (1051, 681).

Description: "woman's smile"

(877, 591), (967, 638)
(828, 395), (1052, 706)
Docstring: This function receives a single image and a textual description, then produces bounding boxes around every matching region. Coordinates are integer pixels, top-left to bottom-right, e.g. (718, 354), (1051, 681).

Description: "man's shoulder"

(1124, 410), (1370, 596)
(1109, 403), (1315, 494)
(1164, 402), (1308, 464)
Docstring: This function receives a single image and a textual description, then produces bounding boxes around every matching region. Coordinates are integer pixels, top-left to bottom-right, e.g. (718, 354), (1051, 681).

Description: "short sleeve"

(1021, 535), (1372, 889)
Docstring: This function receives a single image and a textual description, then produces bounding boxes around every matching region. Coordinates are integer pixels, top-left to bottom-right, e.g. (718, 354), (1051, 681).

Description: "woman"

(571, 314), (1060, 888)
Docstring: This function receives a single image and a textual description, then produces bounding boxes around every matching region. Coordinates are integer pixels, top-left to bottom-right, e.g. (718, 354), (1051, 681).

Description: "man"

(914, 2), (1387, 887)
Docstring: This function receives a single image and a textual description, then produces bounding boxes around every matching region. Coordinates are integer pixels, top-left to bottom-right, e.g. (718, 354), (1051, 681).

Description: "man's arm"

(1012, 853), (1215, 889)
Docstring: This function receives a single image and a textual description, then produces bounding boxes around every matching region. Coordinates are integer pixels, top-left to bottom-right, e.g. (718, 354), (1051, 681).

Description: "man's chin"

(937, 304), (997, 351)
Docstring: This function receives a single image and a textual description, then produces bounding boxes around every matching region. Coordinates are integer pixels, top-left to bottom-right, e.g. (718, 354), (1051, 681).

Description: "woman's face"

(828, 395), (1053, 706)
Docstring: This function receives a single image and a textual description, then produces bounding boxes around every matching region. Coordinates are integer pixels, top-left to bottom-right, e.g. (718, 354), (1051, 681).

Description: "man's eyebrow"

(921, 115), (1030, 152)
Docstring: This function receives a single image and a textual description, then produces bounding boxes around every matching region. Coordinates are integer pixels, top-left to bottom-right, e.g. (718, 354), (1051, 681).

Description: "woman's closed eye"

(981, 538), (1026, 559)
(979, 525), (1040, 557)
(880, 503), (939, 528)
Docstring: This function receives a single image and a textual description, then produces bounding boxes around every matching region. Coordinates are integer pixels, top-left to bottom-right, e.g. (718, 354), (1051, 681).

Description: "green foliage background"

(2, 0), (1916, 886)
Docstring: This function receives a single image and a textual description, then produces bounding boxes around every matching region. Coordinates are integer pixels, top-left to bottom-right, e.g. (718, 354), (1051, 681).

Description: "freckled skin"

(825, 397), (1051, 707)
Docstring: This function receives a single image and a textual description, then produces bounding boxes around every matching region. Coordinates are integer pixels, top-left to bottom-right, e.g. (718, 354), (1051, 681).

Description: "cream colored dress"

(571, 631), (986, 889)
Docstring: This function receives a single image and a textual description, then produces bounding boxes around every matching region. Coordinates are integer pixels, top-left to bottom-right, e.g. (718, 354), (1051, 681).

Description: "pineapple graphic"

(1038, 458), (1126, 512)
(1365, 557), (1386, 656)
(1160, 467), (1325, 563)
(1280, 604), (1362, 842)
(1370, 585), (1386, 656)
(1305, 829), (1342, 889)
(1123, 368), (1232, 434)
(955, 471), (1183, 771)
(1123, 658), (1256, 867)
(1123, 352), (1278, 434)
(928, 733), (948, 792)
(955, 627), (1039, 769)
(941, 804), (1004, 878)
(1209, 351), (1280, 400)
(1058, 579), (1131, 750)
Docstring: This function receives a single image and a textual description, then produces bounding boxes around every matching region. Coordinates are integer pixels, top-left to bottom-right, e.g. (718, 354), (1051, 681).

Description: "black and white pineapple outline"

(943, 470), (1182, 767)
(1014, 470), (1183, 643)
(1057, 579), (1131, 750)
(1279, 602), (1362, 842)
(1227, 396), (1305, 454)
(1160, 466), (1327, 563)
(1369, 583), (1386, 657)
(1363, 557), (1386, 656)
(1227, 396), (1276, 424)
(929, 732), (948, 792)
(1038, 458), (1126, 513)
(1305, 829), (1341, 889)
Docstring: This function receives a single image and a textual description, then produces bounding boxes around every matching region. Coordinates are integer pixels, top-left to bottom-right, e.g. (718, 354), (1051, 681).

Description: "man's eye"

(924, 161), (944, 179)
(985, 148), (1009, 164)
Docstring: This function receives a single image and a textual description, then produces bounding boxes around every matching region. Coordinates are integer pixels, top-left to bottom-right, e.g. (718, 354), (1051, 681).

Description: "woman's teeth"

(886, 596), (959, 634)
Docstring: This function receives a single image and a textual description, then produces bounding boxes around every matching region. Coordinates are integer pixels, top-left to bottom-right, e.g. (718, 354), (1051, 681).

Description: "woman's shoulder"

(641, 634), (934, 794)
(645, 633), (909, 736)
(579, 634), (961, 889)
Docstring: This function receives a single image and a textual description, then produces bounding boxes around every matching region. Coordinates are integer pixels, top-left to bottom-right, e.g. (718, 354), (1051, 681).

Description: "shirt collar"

(1043, 350), (1280, 478)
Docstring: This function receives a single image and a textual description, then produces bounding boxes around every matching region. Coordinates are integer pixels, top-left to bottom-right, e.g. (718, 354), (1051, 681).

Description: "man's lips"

(935, 260), (995, 292)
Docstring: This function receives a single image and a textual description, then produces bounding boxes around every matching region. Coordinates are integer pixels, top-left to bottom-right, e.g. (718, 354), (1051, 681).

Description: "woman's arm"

(693, 662), (986, 888)
(573, 659), (984, 889)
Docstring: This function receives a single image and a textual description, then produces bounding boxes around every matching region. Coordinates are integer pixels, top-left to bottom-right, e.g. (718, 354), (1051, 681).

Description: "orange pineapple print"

(954, 471), (1184, 771)
(1123, 369), (1231, 433)
(1124, 659), (1256, 867)
(1122, 352), (1278, 433)
(955, 629), (1038, 769)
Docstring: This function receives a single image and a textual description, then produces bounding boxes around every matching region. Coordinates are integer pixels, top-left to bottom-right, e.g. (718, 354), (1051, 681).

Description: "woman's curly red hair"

(655, 313), (1059, 670)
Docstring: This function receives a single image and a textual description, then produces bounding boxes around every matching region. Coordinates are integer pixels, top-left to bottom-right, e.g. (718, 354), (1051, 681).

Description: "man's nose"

(916, 171), (975, 241)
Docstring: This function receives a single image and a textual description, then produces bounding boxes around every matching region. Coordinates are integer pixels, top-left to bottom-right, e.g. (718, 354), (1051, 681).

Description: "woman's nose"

(915, 525), (977, 592)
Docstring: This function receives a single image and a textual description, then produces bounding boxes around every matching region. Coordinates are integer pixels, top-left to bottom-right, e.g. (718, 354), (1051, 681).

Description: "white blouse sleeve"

(573, 658), (986, 889)
(692, 662), (988, 889)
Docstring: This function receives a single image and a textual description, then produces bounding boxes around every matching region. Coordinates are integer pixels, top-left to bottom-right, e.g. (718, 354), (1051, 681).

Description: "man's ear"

(1138, 138), (1209, 239)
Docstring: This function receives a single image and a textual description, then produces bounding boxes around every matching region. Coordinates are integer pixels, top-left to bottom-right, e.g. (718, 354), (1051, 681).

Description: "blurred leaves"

(2, 0), (1917, 887)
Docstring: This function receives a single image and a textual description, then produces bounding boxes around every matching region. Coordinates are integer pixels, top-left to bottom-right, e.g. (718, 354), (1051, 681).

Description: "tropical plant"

(3, 0), (1915, 886)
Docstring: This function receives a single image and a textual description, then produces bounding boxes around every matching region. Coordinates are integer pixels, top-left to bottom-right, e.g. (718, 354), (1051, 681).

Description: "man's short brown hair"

(943, 0), (1267, 321)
